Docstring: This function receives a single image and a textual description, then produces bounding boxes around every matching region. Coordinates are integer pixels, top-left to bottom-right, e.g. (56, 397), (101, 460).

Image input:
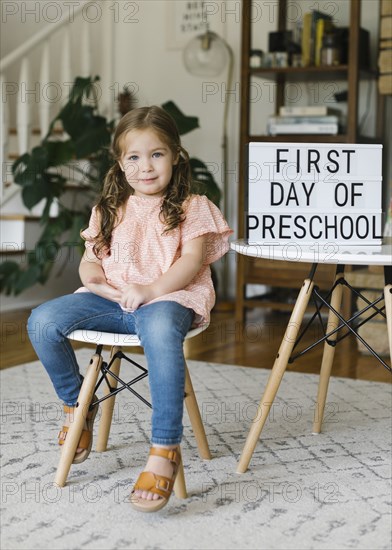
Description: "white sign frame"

(246, 143), (383, 246)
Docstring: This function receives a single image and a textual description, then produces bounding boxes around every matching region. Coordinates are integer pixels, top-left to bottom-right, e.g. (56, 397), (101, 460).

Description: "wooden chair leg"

(237, 278), (314, 474)
(312, 275), (344, 434)
(173, 452), (187, 499)
(184, 365), (212, 460)
(54, 352), (102, 487)
(96, 346), (122, 452)
(385, 284), (392, 366)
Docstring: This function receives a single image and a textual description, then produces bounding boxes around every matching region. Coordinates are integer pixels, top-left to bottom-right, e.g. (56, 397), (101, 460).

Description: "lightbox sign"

(246, 143), (383, 245)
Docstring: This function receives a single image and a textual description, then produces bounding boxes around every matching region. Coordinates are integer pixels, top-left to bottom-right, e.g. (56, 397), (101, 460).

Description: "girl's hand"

(120, 283), (154, 310)
(85, 276), (122, 303)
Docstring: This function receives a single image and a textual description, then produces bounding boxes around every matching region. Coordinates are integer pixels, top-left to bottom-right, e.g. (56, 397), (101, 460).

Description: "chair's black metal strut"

(90, 349), (152, 410)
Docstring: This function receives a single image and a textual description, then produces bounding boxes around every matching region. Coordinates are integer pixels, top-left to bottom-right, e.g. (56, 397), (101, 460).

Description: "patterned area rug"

(1, 349), (391, 550)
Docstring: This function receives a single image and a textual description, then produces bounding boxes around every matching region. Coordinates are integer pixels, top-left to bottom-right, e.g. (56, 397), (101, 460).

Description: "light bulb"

(183, 31), (229, 77)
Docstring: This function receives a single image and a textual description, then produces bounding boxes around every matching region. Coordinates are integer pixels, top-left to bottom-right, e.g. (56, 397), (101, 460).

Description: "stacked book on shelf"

(267, 106), (341, 135)
(301, 9), (334, 67)
(300, 9), (371, 69)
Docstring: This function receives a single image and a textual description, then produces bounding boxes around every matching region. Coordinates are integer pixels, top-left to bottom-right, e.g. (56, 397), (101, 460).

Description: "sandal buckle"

(156, 478), (170, 492)
(167, 449), (178, 462)
(58, 430), (67, 441)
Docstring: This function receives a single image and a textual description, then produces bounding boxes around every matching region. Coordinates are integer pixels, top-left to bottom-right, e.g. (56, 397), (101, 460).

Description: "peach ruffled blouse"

(80, 194), (233, 326)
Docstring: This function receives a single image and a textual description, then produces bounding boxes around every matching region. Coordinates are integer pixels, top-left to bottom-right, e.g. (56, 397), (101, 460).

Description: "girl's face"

(119, 128), (178, 198)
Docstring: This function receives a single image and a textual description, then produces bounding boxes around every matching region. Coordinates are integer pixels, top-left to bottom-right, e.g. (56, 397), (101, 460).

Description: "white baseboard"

(0, 299), (44, 313)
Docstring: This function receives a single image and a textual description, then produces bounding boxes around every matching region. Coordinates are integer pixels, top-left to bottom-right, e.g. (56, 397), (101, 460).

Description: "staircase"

(1, 3), (114, 310)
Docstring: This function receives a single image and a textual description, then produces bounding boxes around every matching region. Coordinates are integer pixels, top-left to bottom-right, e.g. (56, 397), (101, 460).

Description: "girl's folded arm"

(79, 251), (122, 302)
(152, 234), (207, 298)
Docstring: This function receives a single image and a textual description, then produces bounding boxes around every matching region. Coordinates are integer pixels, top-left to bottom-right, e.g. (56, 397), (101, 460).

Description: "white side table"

(231, 239), (392, 473)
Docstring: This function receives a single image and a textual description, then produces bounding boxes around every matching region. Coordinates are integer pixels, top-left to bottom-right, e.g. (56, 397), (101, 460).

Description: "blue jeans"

(27, 294), (194, 445)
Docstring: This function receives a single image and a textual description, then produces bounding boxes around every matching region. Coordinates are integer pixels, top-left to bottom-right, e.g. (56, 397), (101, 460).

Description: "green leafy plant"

(0, 76), (221, 295)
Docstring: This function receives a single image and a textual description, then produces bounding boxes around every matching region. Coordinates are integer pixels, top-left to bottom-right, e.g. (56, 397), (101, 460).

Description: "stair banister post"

(61, 27), (72, 107)
(100, 4), (115, 120)
(80, 18), (91, 77)
(0, 72), (10, 201)
(39, 41), (50, 138)
(16, 57), (30, 156)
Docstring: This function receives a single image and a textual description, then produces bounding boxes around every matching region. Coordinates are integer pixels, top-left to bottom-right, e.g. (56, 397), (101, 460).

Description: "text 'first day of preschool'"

(246, 143), (383, 245)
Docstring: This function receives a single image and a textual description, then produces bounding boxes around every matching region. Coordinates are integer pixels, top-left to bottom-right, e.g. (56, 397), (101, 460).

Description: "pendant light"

(183, 30), (231, 77)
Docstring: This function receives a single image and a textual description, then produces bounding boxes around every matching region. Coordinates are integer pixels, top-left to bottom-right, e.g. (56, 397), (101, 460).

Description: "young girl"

(27, 105), (232, 512)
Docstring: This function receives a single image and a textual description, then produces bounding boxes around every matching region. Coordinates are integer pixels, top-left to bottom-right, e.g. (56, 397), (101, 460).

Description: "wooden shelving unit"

(236, 0), (384, 324)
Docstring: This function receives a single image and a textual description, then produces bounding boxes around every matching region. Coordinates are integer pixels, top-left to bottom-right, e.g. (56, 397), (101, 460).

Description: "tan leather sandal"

(130, 446), (182, 513)
(58, 395), (99, 464)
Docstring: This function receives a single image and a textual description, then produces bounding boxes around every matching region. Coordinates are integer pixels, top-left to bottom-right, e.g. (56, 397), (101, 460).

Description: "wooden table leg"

(236, 278), (314, 474)
(96, 346), (121, 452)
(385, 284), (392, 366)
(312, 271), (344, 434)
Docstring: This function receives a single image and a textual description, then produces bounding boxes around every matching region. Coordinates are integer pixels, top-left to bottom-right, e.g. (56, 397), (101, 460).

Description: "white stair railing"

(38, 41), (50, 137)
(16, 57), (30, 157)
(0, 72), (9, 195)
(80, 19), (92, 77)
(0, 2), (114, 206)
(60, 27), (72, 108)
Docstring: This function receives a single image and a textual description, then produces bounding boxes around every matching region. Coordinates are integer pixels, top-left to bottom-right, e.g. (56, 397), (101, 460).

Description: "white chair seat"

(68, 324), (208, 347)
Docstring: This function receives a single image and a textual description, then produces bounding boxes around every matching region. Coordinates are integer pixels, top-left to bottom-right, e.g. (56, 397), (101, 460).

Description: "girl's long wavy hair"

(89, 106), (192, 258)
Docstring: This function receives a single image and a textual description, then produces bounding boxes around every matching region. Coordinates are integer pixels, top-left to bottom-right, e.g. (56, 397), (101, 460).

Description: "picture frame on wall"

(166, 0), (225, 50)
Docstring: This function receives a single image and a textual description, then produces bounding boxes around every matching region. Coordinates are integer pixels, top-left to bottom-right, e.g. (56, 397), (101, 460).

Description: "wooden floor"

(1, 303), (391, 383)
